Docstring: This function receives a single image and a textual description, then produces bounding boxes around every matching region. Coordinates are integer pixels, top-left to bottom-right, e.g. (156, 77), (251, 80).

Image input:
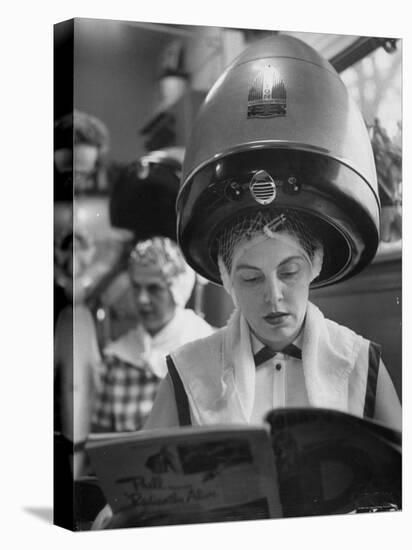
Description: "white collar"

(250, 325), (304, 355)
(104, 308), (185, 368)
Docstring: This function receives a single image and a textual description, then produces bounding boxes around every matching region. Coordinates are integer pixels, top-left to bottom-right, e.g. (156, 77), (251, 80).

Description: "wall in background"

(73, 18), (170, 163)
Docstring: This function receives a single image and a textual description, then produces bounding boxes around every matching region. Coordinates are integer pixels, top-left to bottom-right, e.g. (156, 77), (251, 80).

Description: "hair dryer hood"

(177, 34), (380, 287)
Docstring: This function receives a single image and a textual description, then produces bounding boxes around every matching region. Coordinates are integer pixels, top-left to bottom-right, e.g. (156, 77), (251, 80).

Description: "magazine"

(264, 408), (401, 517)
(86, 408), (401, 528)
(87, 424), (282, 526)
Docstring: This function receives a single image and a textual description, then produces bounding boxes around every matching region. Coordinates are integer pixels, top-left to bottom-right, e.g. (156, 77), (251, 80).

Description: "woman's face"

(129, 265), (176, 336)
(231, 235), (312, 349)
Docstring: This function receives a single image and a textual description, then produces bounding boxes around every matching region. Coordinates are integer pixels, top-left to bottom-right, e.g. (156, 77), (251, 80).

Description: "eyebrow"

(235, 255), (305, 272)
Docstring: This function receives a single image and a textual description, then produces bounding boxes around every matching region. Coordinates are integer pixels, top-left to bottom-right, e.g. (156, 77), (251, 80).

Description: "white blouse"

(250, 332), (309, 423)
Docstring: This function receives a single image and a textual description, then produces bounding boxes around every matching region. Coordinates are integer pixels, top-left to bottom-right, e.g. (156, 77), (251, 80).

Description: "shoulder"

(322, 314), (370, 357)
(308, 302), (374, 365)
(170, 325), (226, 363)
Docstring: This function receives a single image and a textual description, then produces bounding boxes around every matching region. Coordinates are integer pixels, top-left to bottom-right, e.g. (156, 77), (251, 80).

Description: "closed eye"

(243, 273), (266, 285)
(237, 270), (263, 283)
(278, 266), (301, 280)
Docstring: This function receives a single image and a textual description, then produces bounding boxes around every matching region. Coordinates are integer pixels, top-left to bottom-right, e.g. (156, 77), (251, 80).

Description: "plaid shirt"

(91, 309), (214, 433)
(92, 355), (161, 432)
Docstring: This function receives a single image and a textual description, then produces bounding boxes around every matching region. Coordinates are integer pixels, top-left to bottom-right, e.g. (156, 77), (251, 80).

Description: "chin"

(260, 323), (296, 346)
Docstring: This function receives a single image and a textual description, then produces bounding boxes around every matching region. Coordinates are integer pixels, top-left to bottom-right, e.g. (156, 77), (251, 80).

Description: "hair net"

(129, 237), (196, 308)
(216, 209), (324, 304)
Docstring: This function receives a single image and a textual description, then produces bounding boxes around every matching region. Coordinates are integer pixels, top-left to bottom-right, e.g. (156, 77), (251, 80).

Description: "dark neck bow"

(253, 343), (302, 368)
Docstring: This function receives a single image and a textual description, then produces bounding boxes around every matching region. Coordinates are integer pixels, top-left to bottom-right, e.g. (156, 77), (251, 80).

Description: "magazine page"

(265, 408), (401, 517)
(87, 424), (282, 526)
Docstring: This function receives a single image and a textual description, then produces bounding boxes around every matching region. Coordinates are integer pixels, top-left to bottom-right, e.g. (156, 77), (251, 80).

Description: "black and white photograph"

(53, 15), (403, 532)
(3, 2), (409, 549)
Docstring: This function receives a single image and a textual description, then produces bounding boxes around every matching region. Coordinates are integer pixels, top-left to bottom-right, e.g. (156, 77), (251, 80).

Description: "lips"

(263, 312), (289, 326)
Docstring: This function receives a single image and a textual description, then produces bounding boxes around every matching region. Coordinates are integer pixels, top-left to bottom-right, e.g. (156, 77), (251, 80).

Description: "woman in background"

(92, 236), (214, 433)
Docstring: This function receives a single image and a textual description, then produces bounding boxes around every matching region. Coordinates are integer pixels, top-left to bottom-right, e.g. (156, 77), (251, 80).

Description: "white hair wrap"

(129, 237), (196, 307)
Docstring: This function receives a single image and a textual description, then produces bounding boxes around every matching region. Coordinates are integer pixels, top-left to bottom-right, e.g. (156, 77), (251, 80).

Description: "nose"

(136, 287), (151, 306)
(264, 274), (284, 305)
